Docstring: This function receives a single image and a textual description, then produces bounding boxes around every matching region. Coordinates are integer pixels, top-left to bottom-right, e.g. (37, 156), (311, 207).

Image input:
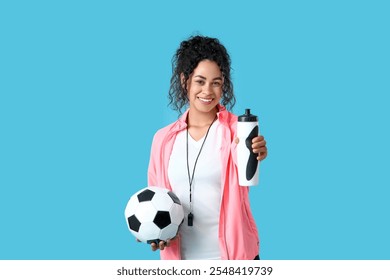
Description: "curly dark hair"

(168, 35), (235, 113)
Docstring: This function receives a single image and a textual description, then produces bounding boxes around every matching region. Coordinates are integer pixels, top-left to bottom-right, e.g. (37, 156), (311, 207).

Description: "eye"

(213, 81), (222, 87)
(195, 80), (205, 85)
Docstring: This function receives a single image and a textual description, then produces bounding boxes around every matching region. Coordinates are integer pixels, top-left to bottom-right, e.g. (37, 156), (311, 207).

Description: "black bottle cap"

(238, 108), (258, 122)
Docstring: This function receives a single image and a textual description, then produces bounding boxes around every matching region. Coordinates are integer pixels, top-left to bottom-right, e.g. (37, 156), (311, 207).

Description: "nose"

(202, 82), (213, 94)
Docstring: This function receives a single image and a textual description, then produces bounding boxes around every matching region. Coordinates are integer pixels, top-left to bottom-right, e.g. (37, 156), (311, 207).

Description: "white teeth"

(199, 97), (213, 102)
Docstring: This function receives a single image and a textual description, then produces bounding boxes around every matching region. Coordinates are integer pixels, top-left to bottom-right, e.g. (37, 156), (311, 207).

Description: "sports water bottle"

(237, 109), (259, 186)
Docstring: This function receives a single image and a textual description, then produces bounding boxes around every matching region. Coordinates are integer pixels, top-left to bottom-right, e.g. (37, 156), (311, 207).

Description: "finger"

(252, 136), (266, 147)
(234, 137), (239, 144)
(257, 150), (268, 161)
(252, 140), (266, 150)
(165, 239), (171, 247)
(159, 240), (166, 251)
(252, 135), (264, 143)
(151, 242), (158, 251)
(253, 146), (267, 154)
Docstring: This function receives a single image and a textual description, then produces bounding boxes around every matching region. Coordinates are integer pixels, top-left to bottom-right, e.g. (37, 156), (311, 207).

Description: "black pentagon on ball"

(137, 189), (155, 202)
(128, 215), (141, 232)
(168, 191), (181, 205)
(153, 211), (171, 229)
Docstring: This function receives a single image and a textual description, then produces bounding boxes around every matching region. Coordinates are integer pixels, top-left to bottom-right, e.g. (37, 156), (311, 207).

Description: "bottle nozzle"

(238, 108), (258, 122)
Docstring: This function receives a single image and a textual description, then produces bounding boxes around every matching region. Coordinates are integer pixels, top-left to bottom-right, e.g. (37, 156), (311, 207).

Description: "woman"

(147, 35), (268, 260)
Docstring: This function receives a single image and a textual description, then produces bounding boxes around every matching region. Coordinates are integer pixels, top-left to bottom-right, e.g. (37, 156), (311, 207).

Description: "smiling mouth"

(198, 97), (214, 103)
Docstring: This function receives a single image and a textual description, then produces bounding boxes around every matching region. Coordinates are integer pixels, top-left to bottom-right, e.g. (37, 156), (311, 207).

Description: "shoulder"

(153, 110), (188, 141)
(152, 118), (185, 145)
(218, 109), (238, 130)
(217, 104), (237, 124)
(152, 122), (174, 143)
(227, 111), (238, 124)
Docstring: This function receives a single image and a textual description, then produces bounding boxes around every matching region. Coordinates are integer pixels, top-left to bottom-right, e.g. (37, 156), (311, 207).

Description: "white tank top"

(167, 120), (222, 260)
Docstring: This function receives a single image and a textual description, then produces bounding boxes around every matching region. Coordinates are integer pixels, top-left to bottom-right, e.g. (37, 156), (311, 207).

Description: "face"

(185, 59), (223, 115)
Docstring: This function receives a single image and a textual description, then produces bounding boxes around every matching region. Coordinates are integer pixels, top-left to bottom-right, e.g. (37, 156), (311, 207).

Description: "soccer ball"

(124, 186), (184, 244)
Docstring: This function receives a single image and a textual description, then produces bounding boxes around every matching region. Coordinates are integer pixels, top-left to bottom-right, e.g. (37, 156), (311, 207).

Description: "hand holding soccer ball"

(137, 235), (177, 251)
(124, 186), (184, 247)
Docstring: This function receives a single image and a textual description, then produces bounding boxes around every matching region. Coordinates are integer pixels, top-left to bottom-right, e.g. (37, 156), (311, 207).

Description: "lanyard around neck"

(186, 115), (217, 226)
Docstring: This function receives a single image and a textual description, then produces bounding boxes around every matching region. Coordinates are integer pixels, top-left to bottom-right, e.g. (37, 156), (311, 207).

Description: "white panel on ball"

(150, 192), (174, 212)
(135, 202), (157, 222)
(170, 203), (184, 225)
(138, 222), (161, 243)
(159, 224), (179, 241)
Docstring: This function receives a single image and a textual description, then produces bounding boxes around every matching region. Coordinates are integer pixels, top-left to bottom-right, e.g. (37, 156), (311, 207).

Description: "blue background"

(0, 0), (389, 260)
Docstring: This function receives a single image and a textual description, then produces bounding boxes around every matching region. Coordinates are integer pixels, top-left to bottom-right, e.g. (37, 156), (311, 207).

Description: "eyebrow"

(194, 75), (223, 80)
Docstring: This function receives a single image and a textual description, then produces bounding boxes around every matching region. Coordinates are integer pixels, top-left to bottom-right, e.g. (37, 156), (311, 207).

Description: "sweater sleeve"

(147, 133), (159, 187)
(230, 117), (239, 167)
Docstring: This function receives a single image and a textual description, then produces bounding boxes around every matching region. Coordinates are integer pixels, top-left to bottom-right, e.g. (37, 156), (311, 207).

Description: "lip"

(197, 97), (214, 105)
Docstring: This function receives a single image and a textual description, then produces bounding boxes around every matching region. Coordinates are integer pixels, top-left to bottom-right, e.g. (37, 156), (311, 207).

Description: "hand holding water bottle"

(235, 109), (268, 186)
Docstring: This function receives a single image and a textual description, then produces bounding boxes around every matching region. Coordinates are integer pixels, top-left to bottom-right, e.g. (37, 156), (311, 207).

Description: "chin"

(197, 104), (218, 113)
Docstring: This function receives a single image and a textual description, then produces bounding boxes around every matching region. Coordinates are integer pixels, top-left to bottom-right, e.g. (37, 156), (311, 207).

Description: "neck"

(187, 107), (218, 127)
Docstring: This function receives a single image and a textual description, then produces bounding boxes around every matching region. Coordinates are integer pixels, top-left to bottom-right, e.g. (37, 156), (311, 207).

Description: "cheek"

(215, 88), (223, 99)
(188, 84), (201, 97)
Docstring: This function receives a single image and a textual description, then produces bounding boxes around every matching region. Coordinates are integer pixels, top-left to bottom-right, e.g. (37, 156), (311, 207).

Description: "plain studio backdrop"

(0, 0), (389, 260)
